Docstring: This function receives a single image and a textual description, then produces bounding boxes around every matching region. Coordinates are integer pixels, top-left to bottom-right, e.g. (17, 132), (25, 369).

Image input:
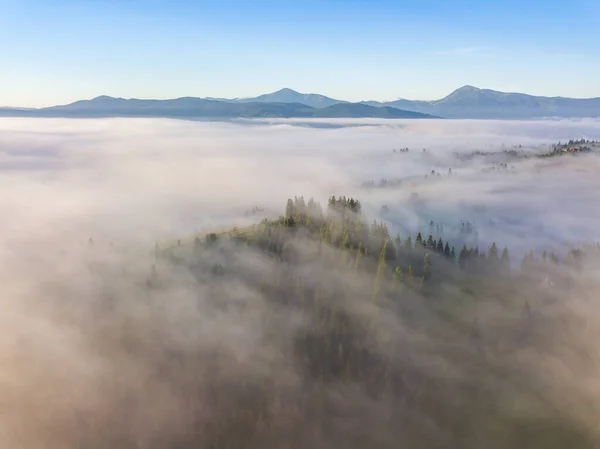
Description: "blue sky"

(1, 0), (599, 107)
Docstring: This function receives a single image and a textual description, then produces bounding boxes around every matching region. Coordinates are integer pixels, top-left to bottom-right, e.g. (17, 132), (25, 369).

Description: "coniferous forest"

(119, 194), (600, 449)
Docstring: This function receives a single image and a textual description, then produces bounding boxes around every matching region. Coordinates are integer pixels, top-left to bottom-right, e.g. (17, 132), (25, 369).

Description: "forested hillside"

(118, 194), (600, 449)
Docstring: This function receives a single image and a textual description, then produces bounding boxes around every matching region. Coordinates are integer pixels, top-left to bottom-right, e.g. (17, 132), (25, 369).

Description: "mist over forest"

(2, 116), (600, 448)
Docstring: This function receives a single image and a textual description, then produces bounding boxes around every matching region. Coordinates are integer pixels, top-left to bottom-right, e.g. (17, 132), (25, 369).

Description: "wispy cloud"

(430, 47), (491, 57)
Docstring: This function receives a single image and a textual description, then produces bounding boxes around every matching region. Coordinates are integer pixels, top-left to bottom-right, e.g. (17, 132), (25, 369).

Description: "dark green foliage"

(436, 238), (444, 253)
(416, 232), (423, 246)
(427, 234), (434, 248)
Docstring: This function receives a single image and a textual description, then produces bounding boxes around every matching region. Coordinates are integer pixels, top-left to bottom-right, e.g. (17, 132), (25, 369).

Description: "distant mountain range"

(234, 86), (600, 119)
(1, 86), (599, 119)
(0, 95), (436, 120)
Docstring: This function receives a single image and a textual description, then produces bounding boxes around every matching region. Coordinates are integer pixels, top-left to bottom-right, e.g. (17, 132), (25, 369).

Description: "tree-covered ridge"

(363, 139), (599, 191)
(541, 138), (600, 157)
(137, 194), (600, 448)
(457, 138), (600, 161)
(163, 195), (598, 291)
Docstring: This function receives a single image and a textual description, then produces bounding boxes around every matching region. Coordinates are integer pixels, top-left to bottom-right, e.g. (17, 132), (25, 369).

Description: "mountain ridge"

(0, 97), (437, 119)
(2, 86), (600, 119)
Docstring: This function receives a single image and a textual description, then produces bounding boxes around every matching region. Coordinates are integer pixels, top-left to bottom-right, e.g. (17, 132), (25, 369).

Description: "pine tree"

(488, 242), (499, 262)
(393, 266), (404, 283)
(459, 244), (468, 269)
(500, 247), (510, 273)
(444, 242), (451, 258)
(394, 234), (402, 259)
(415, 232), (423, 246)
(340, 231), (350, 264)
(285, 198), (295, 219)
(407, 265), (414, 288)
(354, 242), (362, 272)
(405, 236), (413, 249)
(426, 234), (434, 248)
(423, 254), (432, 281)
(436, 238), (444, 253)
(373, 239), (389, 302)
(451, 246), (456, 262)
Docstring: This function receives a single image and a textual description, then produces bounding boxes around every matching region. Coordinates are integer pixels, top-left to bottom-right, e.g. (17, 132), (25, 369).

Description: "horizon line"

(4, 85), (600, 110)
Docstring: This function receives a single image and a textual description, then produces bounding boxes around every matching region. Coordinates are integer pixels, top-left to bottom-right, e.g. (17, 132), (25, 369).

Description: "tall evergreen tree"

(459, 244), (468, 269)
(488, 242), (499, 262)
(426, 234), (434, 248)
(285, 198), (295, 219)
(354, 242), (362, 272)
(393, 266), (404, 283)
(500, 247), (510, 273)
(407, 265), (414, 288)
(423, 254), (432, 281)
(373, 239), (389, 302)
(415, 232), (423, 246)
(436, 238), (444, 253)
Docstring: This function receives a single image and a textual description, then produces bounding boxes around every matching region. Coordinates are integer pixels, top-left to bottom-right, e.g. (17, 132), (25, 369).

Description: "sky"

(1, 0), (599, 107)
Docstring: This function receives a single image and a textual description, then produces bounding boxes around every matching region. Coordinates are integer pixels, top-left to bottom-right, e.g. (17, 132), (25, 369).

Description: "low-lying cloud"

(2, 116), (600, 448)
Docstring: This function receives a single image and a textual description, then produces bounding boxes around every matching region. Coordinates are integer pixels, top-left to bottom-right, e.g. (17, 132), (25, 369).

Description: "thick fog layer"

(2, 117), (600, 449)
(2, 117), (599, 251)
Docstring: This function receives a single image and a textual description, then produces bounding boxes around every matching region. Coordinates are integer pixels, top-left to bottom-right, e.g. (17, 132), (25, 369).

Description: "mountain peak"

(454, 85), (481, 93)
(274, 88), (300, 94)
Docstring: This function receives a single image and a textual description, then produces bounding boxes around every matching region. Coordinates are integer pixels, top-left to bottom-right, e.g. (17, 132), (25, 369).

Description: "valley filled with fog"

(2, 116), (600, 449)
(2, 117), (600, 254)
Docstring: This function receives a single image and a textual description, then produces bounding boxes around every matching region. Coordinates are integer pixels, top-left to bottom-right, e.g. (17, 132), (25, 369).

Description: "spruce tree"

(407, 265), (414, 288)
(459, 244), (468, 269)
(285, 198), (295, 220)
(394, 234), (402, 259)
(416, 232), (423, 246)
(393, 267), (404, 283)
(427, 234), (434, 248)
(444, 242), (451, 258)
(423, 254), (432, 281)
(488, 242), (499, 262)
(436, 238), (444, 253)
(500, 247), (510, 273)
(394, 233), (401, 247)
(373, 239), (389, 302)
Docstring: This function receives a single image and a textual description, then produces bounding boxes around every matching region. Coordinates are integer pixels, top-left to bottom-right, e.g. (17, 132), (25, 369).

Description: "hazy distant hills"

(235, 88), (345, 108)
(0, 96), (437, 119)
(1, 85), (599, 119)
(236, 86), (600, 119)
(363, 86), (600, 119)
